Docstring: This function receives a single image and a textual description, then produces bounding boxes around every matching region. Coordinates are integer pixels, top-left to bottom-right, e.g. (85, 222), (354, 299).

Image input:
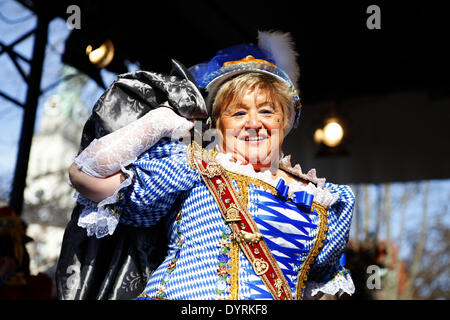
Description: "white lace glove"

(73, 106), (193, 177)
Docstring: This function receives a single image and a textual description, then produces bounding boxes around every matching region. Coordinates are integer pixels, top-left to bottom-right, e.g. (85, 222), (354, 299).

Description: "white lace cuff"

(73, 107), (193, 178)
(303, 269), (355, 299)
(74, 164), (135, 238)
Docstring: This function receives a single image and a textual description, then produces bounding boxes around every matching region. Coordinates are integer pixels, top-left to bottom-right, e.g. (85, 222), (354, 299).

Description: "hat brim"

(205, 68), (292, 115)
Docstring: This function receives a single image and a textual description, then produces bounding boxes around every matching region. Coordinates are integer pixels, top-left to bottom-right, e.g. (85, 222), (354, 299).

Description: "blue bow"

(292, 191), (314, 211)
(276, 179), (314, 211)
(275, 179), (290, 201)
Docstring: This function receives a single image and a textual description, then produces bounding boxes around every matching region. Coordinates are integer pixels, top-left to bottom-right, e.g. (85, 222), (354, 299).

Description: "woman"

(69, 31), (355, 300)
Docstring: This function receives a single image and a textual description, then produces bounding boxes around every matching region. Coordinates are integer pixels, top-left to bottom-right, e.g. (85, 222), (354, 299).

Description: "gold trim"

(137, 293), (171, 300)
(205, 162), (222, 178)
(239, 230), (263, 244)
(225, 204), (242, 222)
(224, 169), (277, 198)
(186, 142), (216, 170)
(189, 142), (328, 300)
(186, 142), (195, 170)
(226, 167), (330, 300)
(222, 55), (276, 67)
(227, 239), (240, 300)
(295, 202), (329, 299)
(253, 258), (270, 275)
(190, 142), (291, 300)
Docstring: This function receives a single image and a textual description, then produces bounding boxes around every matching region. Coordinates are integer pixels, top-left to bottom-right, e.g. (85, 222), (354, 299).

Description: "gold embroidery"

(274, 278), (283, 298)
(217, 182), (226, 197)
(187, 142), (216, 171)
(137, 292), (171, 300)
(186, 142), (196, 171)
(205, 162), (222, 178)
(223, 167), (329, 300)
(239, 230), (263, 244)
(227, 239), (240, 300)
(190, 142), (313, 300)
(253, 258), (269, 275)
(224, 169), (277, 199)
(295, 202), (329, 299)
(223, 55), (276, 67)
(225, 204), (242, 222)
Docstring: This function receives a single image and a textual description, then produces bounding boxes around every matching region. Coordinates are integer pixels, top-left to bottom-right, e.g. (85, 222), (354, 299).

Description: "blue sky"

(0, 0), (116, 188)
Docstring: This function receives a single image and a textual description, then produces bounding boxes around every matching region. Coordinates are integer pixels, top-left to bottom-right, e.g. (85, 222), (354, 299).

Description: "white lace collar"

(214, 152), (339, 207)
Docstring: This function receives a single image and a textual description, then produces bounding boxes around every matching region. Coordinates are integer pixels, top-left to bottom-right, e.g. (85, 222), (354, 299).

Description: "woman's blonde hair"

(212, 72), (296, 132)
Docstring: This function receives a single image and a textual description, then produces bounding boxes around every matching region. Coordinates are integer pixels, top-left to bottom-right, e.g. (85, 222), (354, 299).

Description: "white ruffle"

(215, 152), (339, 207)
(278, 154), (327, 188)
(303, 271), (355, 299)
(73, 164), (135, 238)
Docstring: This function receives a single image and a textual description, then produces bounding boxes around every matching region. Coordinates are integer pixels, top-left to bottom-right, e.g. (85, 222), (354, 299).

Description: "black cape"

(55, 60), (207, 300)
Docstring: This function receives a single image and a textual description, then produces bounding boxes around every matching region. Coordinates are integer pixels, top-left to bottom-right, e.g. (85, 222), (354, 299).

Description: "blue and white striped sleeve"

(118, 139), (200, 227)
(75, 138), (200, 238)
(304, 183), (356, 298)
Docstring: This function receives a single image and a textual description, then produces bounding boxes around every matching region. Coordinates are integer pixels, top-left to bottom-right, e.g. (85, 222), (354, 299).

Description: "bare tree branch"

(401, 181), (430, 299)
(353, 183), (361, 247)
(394, 183), (413, 299)
(363, 184), (371, 243)
(374, 184), (383, 242)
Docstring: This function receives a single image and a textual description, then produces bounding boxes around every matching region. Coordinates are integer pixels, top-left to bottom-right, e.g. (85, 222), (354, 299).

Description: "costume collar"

(214, 151), (339, 207)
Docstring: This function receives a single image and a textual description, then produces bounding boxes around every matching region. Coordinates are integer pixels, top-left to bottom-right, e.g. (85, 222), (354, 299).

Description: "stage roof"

(14, 0), (450, 184)
(29, 0), (448, 102)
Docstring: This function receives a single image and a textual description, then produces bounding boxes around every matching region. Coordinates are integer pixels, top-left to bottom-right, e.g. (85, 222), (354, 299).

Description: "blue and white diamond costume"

(70, 30), (356, 300)
(76, 138), (355, 299)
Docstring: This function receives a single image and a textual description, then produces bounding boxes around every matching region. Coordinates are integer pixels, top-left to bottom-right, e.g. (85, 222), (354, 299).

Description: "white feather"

(257, 30), (300, 88)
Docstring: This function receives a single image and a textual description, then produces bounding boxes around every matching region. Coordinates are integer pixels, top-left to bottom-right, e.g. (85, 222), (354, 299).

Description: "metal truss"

(0, 1), (50, 215)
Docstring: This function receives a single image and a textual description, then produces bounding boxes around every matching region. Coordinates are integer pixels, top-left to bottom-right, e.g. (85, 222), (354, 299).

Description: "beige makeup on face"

(217, 87), (284, 171)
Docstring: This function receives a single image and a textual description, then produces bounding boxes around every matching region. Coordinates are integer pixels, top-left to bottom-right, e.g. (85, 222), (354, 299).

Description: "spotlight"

(314, 118), (344, 147)
(85, 40), (115, 68)
(313, 128), (324, 144)
(313, 101), (350, 157)
(322, 119), (344, 147)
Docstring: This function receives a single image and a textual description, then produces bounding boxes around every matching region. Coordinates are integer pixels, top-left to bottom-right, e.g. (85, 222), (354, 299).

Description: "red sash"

(188, 142), (293, 300)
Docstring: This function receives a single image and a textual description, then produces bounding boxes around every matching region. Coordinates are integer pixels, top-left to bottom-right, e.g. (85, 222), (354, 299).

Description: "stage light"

(314, 102), (350, 157)
(85, 40), (114, 68)
(313, 128), (324, 144)
(322, 120), (344, 147)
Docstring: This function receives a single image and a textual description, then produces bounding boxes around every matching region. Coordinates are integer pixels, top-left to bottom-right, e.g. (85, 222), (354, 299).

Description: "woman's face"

(218, 86), (284, 171)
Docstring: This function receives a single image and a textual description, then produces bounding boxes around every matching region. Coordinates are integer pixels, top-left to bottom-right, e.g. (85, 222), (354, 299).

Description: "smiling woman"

(213, 72), (294, 172)
(62, 31), (355, 300)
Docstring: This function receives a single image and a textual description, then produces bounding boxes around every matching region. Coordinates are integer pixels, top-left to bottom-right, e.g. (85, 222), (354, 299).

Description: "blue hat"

(189, 31), (302, 130)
